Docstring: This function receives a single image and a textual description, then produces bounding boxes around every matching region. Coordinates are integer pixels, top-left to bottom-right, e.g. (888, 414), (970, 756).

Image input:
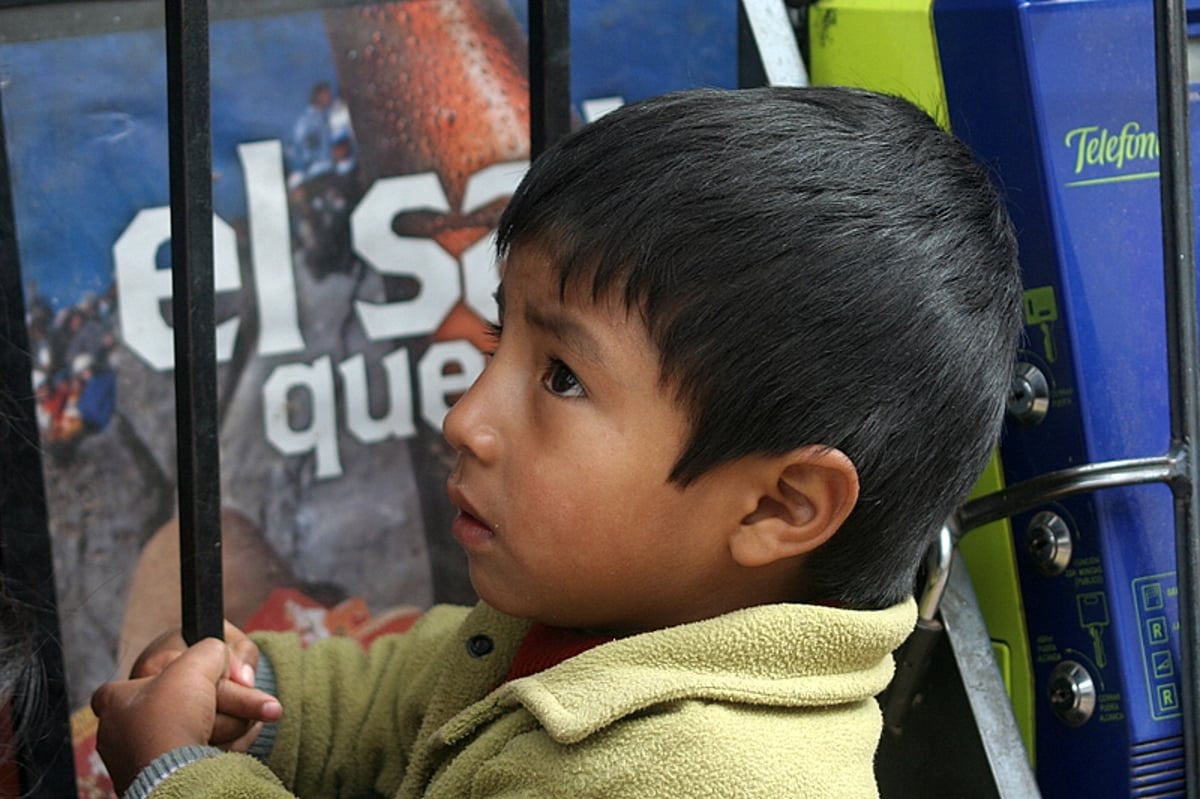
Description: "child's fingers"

(216, 680), (282, 725)
(129, 629), (188, 678)
(209, 681), (280, 748)
(89, 674), (143, 718)
(210, 712), (257, 747)
(175, 637), (231, 683)
(132, 648), (182, 680)
(131, 622), (259, 687)
(223, 621), (260, 687)
(91, 638), (231, 795)
(93, 638), (228, 716)
(221, 720), (265, 754)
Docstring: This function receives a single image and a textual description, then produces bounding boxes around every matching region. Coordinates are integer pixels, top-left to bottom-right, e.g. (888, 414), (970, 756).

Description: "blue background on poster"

(0, 1), (735, 313)
(1, 12), (340, 309)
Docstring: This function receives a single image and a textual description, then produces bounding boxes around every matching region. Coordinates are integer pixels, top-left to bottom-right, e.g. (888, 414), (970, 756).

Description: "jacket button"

(466, 634), (495, 658)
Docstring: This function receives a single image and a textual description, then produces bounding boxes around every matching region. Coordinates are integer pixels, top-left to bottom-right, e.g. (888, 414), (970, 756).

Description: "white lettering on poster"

(111, 139), (527, 477)
(351, 172), (461, 340)
(262, 355), (342, 478)
(339, 349), (417, 444)
(239, 139), (305, 355)
(113, 207), (242, 370)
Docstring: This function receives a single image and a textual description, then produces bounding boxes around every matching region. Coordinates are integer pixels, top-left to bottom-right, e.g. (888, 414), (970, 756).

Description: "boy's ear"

(730, 447), (859, 568)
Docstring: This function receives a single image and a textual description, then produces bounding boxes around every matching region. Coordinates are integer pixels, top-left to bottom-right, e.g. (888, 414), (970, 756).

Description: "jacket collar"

(437, 599), (916, 746)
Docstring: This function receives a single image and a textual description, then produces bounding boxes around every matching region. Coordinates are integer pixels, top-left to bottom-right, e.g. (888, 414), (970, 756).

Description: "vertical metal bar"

(1153, 2), (1200, 796)
(528, 0), (571, 159)
(0, 96), (76, 799)
(940, 551), (1042, 799)
(736, 0), (768, 89)
(164, 0), (223, 645)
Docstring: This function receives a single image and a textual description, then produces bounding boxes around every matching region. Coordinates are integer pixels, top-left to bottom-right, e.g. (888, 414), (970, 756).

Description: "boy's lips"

(446, 484), (495, 548)
(451, 511), (495, 549)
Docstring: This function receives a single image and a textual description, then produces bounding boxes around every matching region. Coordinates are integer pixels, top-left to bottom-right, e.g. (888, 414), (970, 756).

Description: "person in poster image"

(286, 81), (360, 278)
(91, 86), (1022, 798)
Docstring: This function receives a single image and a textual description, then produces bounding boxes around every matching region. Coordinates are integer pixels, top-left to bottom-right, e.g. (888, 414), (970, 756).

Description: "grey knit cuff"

(247, 653), (278, 763)
(122, 745), (221, 799)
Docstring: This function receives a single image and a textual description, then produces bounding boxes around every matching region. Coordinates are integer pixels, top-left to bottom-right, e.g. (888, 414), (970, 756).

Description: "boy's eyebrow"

(524, 302), (607, 367)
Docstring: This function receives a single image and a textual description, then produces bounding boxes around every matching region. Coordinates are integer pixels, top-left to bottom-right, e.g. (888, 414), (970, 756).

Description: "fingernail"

(263, 699), (282, 721)
(241, 663), (255, 685)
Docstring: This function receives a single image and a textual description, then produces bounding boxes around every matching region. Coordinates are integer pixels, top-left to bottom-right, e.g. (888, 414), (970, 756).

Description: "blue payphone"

(934, 1), (1198, 795)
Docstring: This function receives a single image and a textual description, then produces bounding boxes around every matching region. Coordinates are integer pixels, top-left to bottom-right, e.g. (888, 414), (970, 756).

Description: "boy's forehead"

(496, 254), (667, 376)
(497, 245), (575, 306)
(497, 248), (632, 321)
(499, 240), (561, 283)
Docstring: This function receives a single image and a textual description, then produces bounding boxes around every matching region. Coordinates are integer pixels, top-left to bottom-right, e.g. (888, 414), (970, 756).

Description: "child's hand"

(129, 621), (267, 748)
(132, 621), (260, 687)
(91, 638), (282, 794)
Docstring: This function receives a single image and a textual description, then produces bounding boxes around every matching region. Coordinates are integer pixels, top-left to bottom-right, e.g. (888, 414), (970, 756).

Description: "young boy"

(91, 85), (1022, 798)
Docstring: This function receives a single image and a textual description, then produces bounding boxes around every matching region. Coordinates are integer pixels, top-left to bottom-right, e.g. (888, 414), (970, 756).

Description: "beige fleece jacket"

(136, 599), (916, 798)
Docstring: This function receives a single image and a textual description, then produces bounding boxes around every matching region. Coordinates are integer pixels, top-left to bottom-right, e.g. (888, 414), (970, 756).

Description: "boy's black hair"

(495, 86), (1022, 610)
(0, 577), (43, 779)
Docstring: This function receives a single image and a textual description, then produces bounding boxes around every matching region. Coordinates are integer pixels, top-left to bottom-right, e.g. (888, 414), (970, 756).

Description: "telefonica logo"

(1063, 122), (1160, 187)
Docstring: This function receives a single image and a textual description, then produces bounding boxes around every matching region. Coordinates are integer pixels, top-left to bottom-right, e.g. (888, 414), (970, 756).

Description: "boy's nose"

(442, 369), (500, 463)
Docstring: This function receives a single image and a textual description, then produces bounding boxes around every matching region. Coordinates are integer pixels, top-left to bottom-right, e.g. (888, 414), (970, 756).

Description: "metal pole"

(956, 454), (1179, 534)
(164, 0), (223, 645)
(528, 0), (571, 159)
(940, 551), (1043, 799)
(1153, 1), (1200, 795)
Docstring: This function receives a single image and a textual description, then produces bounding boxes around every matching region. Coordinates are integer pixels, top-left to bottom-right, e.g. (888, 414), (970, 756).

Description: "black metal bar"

(0, 90), (76, 798)
(164, 0), (223, 645)
(1153, 2), (1200, 796)
(736, 0), (768, 89)
(528, 0), (570, 159)
(956, 453), (1179, 534)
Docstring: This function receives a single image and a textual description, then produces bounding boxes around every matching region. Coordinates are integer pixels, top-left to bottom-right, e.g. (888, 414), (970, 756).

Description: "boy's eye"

(542, 359), (584, 398)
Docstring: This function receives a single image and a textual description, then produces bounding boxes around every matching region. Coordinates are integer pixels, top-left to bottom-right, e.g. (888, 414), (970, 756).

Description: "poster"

(0, 0), (734, 792)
